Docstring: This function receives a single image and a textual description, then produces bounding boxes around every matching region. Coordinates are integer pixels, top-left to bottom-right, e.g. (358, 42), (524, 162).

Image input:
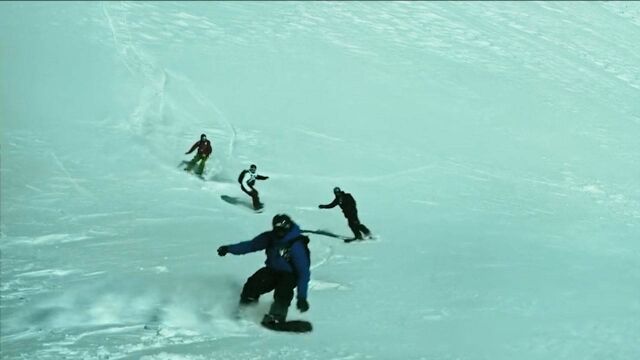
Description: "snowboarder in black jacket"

(319, 187), (371, 242)
(238, 164), (269, 210)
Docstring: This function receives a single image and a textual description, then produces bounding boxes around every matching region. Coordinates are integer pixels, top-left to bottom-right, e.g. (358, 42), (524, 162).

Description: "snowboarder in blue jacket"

(217, 214), (311, 326)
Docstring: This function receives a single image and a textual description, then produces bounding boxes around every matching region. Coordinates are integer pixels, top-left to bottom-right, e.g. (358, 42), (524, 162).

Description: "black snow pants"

(241, 185), (263, 210)
(346, 214), (371, 240)
(240, 267), (296, 319)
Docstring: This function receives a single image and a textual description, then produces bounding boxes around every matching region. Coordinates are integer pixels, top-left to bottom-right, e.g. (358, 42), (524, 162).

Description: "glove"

(318, 205), (325, 209)
(217, 246), (229, 257)
(264, 176), (269, 180)
(296, 298), (309, 312)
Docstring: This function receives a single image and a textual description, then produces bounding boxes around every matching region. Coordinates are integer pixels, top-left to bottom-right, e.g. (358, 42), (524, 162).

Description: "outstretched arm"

(319, 197), (339, 209)
(219, 232), (270, 256)
(185, 141), (199, 154)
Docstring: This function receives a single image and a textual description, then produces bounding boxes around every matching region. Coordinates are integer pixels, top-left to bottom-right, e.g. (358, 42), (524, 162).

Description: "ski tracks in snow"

(308, 241), (351, 292)
(49, 151), (97, 200)
(102, 2), (238, 171)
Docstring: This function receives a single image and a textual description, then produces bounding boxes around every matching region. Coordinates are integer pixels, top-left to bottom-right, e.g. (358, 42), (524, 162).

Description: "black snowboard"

(301, 229), (350, 240)
(261, 319), (313, 333)
(343, 234), (376, 243)
(220, 195), (263, 212)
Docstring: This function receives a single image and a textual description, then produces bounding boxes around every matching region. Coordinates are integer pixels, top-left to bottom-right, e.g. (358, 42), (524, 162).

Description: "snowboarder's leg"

(250, 189), (263, 210)
(185, 154), (201, 172)
(359, 223), (371, 237)
(195, 155), (208, 176)
(240, 185), (252, 197)
(262, 271), (296, 324)
(240, 267), (276, 305)
(347, 218), (363, 240)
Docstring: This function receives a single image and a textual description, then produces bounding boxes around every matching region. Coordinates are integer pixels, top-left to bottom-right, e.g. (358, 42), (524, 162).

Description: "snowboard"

(301, 229), (350, 240)
(302, 229), (375, 243)
(234, 305), (312, 333)
(344, 234), (377, 243)
(179, 161), (207, 180)
(261, 319), (313, 333)
(220, 195), (263, 213)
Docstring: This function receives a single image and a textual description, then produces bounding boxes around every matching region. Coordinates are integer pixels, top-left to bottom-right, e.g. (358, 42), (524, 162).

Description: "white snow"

(1, 2), (639, 360)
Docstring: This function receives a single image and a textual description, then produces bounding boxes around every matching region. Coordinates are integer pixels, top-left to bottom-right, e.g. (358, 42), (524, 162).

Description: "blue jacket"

(226, 224), (311, 300)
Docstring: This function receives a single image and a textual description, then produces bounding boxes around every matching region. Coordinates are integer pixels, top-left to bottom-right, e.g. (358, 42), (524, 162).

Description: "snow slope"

(1, 2), (639, 359)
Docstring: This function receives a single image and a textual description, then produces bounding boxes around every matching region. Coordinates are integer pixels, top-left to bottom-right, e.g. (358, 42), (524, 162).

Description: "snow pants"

(347, 215), (371, 240)
(185, 153), (208, 175)
(240, 267), (296, 319)
(241, 185), (263, 209)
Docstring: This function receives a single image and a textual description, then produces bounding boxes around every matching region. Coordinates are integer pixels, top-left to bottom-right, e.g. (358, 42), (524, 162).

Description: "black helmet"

(333, 186), (342, 194)
(272, 214), (292, 234)
(200, 133), (207, 139)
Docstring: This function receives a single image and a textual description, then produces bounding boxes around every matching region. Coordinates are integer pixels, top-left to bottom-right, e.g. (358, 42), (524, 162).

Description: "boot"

(261, 313), (285, 326)
(262, 300), (288, 325)
(239, 296), (258, 306)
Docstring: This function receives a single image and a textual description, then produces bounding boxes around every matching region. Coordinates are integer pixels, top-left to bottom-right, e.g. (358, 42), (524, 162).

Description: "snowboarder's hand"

(217, 246), (229, 257)
(318, 205), (325, 209)
(296, 299), (309, 312)
(264, 176), (269, 180)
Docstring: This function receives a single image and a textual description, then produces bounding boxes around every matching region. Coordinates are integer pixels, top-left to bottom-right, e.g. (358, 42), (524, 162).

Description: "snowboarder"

(238, 164), (269, 210)
(184, 133), (213, 176)
(217, 214), (311, 328)
(319, 187), (371, 242)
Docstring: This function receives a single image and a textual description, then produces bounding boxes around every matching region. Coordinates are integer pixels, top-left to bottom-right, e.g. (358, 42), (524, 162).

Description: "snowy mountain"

(1, 2), (639, 359)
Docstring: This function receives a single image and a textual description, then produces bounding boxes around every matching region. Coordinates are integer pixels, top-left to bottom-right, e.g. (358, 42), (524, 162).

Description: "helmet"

(333, 186), (342, 194)
(200, 133), (207, 139)
(272, 214), (292, 235)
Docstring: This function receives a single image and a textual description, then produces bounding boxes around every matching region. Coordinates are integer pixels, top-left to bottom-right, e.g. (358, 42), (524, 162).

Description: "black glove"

(318, 205), (323, 209)
(217, 246), (229, 257)
(296, 299), (309, 312)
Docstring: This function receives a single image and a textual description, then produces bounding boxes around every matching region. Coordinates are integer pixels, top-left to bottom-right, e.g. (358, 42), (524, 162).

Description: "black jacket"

(320, 192), (358, 218)
(238, 169), (268, 188)
(186, 139), (212, 156)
